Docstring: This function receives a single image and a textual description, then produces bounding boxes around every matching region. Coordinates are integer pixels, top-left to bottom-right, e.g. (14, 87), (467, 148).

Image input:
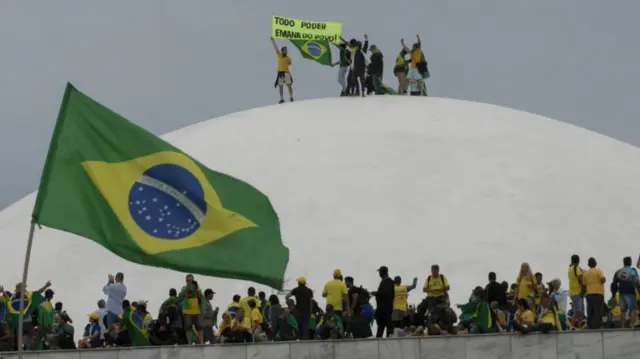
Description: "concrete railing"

(2, 330), (640, 359)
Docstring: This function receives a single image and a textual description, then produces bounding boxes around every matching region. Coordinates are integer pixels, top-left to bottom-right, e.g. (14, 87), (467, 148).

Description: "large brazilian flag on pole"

(31, 83), (289, 288)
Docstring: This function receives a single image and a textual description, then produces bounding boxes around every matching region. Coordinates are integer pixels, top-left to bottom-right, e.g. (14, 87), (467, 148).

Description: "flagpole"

(17, 222), (36, 359)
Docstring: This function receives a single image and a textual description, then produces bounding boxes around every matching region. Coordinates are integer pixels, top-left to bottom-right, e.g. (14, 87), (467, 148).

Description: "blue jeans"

(620, 293), (637, 313)
(105, 312), (119, 331)
(371, 74), (383, 94)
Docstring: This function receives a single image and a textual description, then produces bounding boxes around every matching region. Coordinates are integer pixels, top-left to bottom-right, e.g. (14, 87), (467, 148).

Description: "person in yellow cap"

(78, 312), (102, 348)
(323, 270), (349, 320)
(286, 277), (313, 340)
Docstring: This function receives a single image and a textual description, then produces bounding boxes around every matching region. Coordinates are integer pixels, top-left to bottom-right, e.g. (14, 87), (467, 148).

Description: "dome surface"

(2, 96), (640, 327)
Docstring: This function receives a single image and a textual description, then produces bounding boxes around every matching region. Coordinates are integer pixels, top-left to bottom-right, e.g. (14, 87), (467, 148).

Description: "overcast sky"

(1, 1), (639, 209)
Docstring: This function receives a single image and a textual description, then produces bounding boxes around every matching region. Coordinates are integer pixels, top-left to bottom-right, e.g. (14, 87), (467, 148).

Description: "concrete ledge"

(2, 330), (638, 359)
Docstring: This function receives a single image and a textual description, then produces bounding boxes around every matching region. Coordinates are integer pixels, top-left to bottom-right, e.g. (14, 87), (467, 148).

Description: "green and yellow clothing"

(409, 48), (422, 68)
(394, 52), (408, 74)
(393, 285), (409, 311)
(583, 267), (605, 295)
(323, 280), (348, 311)
(540, 308), (563, 331)
(609, 294), (621, 317)
(515, 309), (534, 326)
(8, 291), (44, 328)
(568, 265), (584, 296)
(251, 307), (263, 329)
(515, 276), (537, 300)
(239, 296), (261, 319)
(226, 300), (241, 317)
(122, 308), (150, 347)
(231, 317), (252, 331)
(423, 275), (449, 297)
(181, 288), (206, 315)
(216, 318), (231, 336)
(37, 300), (54, 327)
(471, 301), (492, 333)
(277, 53), (290, 72)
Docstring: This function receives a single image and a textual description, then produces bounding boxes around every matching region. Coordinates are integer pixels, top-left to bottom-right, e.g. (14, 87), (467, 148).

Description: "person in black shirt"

(373, 266), (395, 338)
(286, 277), (313, 340)
(485, 272), (507, 309)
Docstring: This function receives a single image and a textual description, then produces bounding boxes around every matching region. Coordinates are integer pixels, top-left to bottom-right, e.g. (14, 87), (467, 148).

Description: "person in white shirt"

(103, 272), (127, 331)
(94, 299), (109, 340)
(549, 278), (569, 313)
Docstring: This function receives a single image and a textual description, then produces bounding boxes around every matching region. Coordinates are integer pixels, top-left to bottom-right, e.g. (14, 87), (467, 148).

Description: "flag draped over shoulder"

(290, 39), (332, 66)
(32, 83), (289, 289)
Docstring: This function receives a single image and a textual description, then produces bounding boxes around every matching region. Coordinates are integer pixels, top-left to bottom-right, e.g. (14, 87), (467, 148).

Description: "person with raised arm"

(271, 37), (294, 104)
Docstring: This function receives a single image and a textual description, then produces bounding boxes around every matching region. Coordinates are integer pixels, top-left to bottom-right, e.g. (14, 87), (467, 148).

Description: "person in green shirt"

(122, 300), (150, 347)
(9, 280), (52, 350)
(46, 311), (75, 350)
(34, 289), (55, 350)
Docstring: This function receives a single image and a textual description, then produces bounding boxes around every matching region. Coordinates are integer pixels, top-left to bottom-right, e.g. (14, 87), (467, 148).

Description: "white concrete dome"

(2, 96), (640, 328)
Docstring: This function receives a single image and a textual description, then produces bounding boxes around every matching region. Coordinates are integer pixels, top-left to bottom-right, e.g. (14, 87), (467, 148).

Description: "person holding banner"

(271, 37), (294, 104)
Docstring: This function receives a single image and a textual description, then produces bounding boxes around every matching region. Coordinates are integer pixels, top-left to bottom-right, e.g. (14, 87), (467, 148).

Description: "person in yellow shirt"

(392, 276), (417, 328)
(229, 308), (253, 343)
(270, 37), (294, 104)
(239, 287), (261, 322)
(400, 34), (425, 96)
(216, 312), (232, 343)
(248, 299), (265, 342)
(225, 295), (241, 319)
(513, 298), (535, 333)
(417, 265), (449, 325)
(514, 262), (537, 302)
(567, 254), (586, 329)
(582, 257), (606, 329)
(323, 269), (349, 318)
(538, 296), (563, 333)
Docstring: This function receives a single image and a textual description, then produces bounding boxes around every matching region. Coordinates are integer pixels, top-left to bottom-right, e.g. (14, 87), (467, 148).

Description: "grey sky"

(1, 1), (639, 209)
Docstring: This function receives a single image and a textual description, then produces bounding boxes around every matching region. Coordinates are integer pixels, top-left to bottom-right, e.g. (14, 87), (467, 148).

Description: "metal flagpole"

(17, 222), (37, 359)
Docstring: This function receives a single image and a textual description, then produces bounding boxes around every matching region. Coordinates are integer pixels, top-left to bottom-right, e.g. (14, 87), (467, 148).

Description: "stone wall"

(2, 331), (639, 359)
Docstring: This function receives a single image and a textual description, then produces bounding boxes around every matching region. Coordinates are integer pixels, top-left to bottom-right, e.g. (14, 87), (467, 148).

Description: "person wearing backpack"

(418, 265), (450, 326)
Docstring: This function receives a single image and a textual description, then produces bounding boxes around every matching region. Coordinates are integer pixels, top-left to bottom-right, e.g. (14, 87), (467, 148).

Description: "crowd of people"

(271, 34), (429, 103)
(1, 254), (639, 352)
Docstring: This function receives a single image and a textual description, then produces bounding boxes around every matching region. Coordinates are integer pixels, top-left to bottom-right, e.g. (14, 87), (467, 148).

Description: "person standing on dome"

(349, 35), (369, 97)
(368, 44), (384, 95)
(270, 37), (294, 104)
(401, 34), (427, 96)
(331, 37), (351, 96)
(611, 256), (639, 328)
(582, 257), (605, 329)
(372, 266), (395, 337)
(103, 272), (126, 337)
(322, 269), (349, 320)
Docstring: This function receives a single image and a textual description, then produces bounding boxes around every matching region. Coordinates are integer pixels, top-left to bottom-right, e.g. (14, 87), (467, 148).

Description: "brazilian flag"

(290, 39), (332, 66)
(32, 83), (289, 288)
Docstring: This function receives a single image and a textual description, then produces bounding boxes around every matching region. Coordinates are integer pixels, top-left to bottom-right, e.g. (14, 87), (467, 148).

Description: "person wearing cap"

(103, 272), (126, 333)
(373, 266), (395, 337)
(323, 270), (349, 319)
(286, 277), (313, 340)
(368, 43), (384, 95)
(78, 312), (102, 348)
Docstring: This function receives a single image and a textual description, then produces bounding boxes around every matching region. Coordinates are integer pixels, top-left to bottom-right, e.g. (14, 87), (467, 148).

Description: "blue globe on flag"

(128, 163), (207, 240)
(306, 42), (323, 57)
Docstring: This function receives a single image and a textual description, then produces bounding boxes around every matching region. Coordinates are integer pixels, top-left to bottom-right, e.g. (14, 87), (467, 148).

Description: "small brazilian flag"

(290, 39), (332, 66)
(32, 83), (289, 288)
